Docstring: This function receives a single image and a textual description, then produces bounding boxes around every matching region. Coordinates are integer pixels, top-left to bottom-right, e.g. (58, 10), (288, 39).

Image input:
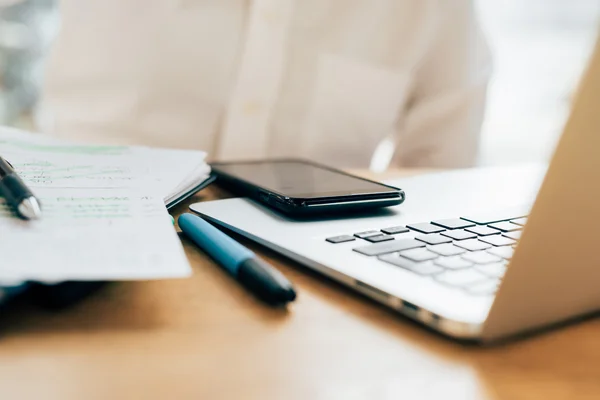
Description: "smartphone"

(210, 159), (405, 216)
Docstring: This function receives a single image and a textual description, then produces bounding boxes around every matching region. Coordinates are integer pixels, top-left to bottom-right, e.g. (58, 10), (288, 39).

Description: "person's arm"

(396, 0), (492, 168)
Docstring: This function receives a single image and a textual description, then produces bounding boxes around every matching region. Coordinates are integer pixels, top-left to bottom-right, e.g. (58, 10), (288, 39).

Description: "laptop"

(190, 38), (600, 342)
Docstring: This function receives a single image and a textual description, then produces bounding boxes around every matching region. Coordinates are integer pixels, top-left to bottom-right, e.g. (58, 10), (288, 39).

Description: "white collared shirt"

(41, 0), (491, 169)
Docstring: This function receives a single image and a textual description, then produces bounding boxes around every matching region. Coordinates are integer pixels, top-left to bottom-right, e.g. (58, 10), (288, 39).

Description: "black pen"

(0, 156), (42, 219)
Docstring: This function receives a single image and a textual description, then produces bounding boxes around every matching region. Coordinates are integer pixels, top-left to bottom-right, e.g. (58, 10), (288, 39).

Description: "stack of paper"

(0, 128), (211, 281)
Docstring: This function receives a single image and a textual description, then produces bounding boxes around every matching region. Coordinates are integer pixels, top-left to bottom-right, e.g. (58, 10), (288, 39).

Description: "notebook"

(0, 128), (213, 306)
(0, 128), (213, 209)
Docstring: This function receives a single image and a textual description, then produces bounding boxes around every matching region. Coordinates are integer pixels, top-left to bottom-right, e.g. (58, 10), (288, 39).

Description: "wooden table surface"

(0, 170), (599, 400)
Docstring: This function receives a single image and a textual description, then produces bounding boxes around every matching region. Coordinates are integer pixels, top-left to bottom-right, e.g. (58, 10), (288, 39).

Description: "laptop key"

(467, 280), (500, 296)
(378, 255), (444, 275)
(406, 223), (445, 234)
(353, 239), (425, 256)
(478, 235), (515, 247)
(364, 234), (394, 243)
(434, 256), (473, 269)
(415, 233), (452, 245)
(441, 229), (477, 241)
(488, 221), (522, 232)
(354, 230), (381, 239)
(398, 248), (439, 262)
(476, 262), (506, 278)
(502, 231), (522, 240)
(431, 218), (475, 230)
(427, 243), (466, 257)
(453, 239), (492, 251)
(326, 235), (355, 244)
(487, 246), (514, 259)
(510, 217), (528, 226)
(435, 269), (489, 288)
(381, 226), (410, 235)
(462, 250), (502, 264)
(461, 208), (528, 224)
(465, 225), (500, 236)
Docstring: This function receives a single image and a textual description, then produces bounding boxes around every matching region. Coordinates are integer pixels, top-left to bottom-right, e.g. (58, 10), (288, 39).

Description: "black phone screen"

(212, 160), (400, 199)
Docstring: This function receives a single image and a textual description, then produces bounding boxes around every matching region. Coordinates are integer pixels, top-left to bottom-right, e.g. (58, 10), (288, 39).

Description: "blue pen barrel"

(179, 213), (296, 305)
(179, 213), (254, 276)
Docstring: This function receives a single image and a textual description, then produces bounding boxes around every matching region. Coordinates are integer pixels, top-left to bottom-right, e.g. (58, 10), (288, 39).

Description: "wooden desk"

(0, 170), (599, 400)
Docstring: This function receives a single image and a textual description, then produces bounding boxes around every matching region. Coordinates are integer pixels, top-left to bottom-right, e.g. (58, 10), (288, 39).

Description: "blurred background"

(0, 0), (57, 127)
(0, 0), (599, 166)
(476, 0), (600, 165)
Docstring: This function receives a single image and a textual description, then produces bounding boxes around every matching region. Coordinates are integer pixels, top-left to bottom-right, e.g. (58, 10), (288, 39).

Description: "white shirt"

(41, 0), (491, 169)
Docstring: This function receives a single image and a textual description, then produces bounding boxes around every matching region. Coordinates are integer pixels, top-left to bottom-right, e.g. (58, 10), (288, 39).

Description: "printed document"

(0, 128), (209, 280)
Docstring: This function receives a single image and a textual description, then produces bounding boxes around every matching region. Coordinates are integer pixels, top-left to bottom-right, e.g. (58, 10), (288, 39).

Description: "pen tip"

(18, 197), (42, 220)
(283, 287), (297, 302)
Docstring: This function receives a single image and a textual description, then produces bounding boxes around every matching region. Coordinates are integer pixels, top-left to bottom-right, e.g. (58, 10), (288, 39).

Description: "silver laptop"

(190, 38), (600, 342)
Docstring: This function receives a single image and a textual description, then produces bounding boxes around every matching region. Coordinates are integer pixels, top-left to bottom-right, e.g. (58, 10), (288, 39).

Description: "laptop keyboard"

(325, 213), (528, 296)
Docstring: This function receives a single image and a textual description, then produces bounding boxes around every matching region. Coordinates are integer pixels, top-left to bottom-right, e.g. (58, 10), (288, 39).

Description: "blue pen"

(179, 213), (296, 305)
